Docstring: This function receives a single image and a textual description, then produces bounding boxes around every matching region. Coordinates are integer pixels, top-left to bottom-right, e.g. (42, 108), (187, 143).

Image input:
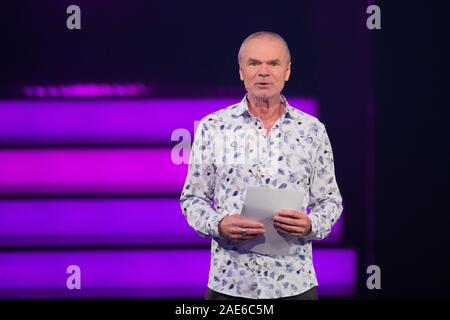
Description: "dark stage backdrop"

(374, 0), (450, 299)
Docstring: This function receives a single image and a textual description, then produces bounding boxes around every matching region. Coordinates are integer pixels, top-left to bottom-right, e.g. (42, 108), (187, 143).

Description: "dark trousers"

(205, 286), (318, 300)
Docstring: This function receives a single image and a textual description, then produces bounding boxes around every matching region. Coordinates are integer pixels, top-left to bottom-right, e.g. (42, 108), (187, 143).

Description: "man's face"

(239, 37), (291, 101)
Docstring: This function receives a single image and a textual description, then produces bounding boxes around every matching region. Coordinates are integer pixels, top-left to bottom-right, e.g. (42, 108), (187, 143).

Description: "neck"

(247, 94), (284, 122)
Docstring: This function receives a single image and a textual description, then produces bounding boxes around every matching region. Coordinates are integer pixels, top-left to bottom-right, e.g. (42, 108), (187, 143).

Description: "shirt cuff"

(207, 213), (225, 240)
(302, 213), (319, 240)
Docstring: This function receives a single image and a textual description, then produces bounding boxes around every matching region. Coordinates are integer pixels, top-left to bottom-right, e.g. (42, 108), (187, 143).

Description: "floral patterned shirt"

(180, 95), (343, 299)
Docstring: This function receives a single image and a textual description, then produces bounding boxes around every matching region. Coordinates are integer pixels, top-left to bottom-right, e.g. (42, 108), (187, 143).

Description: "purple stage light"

(22, 83), (149, 98)
(0, 148), (186, 194)
(0, 248), (356, 298)
(0, 198), (207, 246)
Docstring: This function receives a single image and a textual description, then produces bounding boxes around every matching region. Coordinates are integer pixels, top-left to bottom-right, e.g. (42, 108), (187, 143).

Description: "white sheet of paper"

(238, 186), (305, 256)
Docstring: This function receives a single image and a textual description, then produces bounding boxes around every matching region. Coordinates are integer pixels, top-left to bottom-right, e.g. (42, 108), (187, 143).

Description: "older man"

(180, 31), (343, 300)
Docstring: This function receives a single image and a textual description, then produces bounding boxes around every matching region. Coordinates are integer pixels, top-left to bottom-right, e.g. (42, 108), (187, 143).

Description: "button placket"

(249, 114), (284, 184)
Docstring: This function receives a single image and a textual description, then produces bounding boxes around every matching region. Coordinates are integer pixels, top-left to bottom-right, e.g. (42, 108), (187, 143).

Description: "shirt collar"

(232, 94), (295, 120)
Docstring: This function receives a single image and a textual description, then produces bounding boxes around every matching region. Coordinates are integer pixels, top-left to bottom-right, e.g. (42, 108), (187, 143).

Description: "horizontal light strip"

(23, 83), (150, 98)
(0, 198), (206, 246)
(0, 148), (185, 194)
(0, 248), (356, 298)
(0, 98), (318, 145)
(0, 199), (342, 246)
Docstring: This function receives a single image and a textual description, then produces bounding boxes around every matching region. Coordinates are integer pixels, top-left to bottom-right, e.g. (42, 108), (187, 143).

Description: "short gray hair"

(237, 31), (291, 64)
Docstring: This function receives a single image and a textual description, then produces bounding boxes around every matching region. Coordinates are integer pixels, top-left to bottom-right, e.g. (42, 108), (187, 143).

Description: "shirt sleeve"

(179, 118), (224, 240)
(303, 124), (343, 241)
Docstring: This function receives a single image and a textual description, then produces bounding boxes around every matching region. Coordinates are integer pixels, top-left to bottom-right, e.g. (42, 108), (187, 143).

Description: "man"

(180, 31), (343, 300)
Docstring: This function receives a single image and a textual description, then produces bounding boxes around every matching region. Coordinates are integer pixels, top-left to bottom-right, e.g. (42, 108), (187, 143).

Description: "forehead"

(241, 36), (287, 60)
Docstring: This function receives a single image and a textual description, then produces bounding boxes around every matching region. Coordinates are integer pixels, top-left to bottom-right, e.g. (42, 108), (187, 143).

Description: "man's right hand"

(218, 214), (265, 241)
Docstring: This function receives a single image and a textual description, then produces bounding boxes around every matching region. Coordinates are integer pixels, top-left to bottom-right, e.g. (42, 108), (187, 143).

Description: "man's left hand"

(273, 209), (312, 238)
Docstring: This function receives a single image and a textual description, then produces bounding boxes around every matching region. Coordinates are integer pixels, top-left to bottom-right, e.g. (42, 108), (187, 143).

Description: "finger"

(237, 218), (265, 229)
(274, 215), (307, 227)
(279, 209), (298, 214)
(273, 221), (305, 233)
(230, 234), (262, 241)
(274, 225), (304, 237)
(241, 234), (262, 240)
(278, 210), (306, 219)
(230, 227), (265, 235)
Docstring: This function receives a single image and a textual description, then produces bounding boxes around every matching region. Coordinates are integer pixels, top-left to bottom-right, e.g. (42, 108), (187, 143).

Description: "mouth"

(256, 82), (271, 87)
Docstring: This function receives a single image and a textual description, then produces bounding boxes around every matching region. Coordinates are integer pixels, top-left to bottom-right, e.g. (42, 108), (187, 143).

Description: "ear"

(239, 66), (244, 81)
(285, 62), (291, 81)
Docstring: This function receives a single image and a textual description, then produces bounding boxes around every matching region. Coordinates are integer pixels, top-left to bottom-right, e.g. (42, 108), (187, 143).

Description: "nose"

(258, 64), (270, 78)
